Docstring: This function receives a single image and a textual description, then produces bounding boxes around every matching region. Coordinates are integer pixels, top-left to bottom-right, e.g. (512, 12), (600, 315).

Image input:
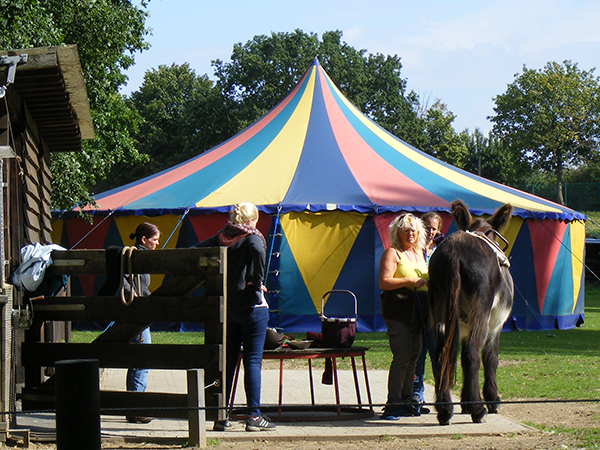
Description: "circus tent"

(53, 59), (586, 332)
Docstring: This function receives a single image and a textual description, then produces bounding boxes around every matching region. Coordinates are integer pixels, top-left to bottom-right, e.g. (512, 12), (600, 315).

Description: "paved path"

(16, 366), (533, 444)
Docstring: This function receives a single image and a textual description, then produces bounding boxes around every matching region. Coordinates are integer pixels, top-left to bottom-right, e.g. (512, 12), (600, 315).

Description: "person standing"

(124, 222), (160, 424)
(412, 212), (444, 413)
(195, 202), (275, 432)
(379, 213), (428, 420)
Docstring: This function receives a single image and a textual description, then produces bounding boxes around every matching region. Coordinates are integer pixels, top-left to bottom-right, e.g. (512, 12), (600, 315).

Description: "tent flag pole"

(161, 207), (190, 249)
(69, 208), (120, 250)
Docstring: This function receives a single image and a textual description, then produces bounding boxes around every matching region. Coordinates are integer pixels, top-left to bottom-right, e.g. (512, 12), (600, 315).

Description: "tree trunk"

(556, 165), (565, 205)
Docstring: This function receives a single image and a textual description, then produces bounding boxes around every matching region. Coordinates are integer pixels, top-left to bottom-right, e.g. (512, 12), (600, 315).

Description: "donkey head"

(451, 199), (513, 237)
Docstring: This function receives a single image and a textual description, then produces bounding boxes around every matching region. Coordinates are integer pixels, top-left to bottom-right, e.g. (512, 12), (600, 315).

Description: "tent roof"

(93, 59), (584, 221)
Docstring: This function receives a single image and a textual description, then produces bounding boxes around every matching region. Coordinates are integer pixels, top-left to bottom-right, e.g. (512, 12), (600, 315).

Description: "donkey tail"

(439, 251), (461, 391)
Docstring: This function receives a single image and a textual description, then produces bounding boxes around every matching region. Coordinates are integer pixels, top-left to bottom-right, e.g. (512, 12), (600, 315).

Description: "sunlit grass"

(71, 284), (600, 399)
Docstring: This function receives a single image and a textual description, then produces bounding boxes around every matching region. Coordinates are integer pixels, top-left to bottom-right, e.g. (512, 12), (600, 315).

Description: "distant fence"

(513, 183), (600, 212)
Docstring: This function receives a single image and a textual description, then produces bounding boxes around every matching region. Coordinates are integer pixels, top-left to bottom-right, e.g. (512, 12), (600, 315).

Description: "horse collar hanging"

(465, 230), (510, 268)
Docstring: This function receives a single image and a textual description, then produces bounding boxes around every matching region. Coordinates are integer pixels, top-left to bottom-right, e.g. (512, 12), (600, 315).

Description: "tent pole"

(162, 207), (190, 249)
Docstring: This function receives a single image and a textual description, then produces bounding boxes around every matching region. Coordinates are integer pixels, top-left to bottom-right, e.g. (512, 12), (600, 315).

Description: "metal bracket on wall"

(0, 54), (28, 98)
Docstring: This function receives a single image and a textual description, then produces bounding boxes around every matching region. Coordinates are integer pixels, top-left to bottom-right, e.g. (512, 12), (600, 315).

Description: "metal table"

(230, 346), (373, 421)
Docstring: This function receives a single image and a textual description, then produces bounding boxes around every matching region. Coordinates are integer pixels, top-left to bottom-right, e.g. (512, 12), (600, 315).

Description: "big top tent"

(53, 59), (586, 333)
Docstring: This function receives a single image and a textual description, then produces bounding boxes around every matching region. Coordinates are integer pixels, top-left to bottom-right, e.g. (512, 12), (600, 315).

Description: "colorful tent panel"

(57, 59), (586, 333)
(92, 60), (584, 222)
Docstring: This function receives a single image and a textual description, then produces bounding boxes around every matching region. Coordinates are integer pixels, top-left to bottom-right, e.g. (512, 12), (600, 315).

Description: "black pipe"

(55, 359), (101, 450)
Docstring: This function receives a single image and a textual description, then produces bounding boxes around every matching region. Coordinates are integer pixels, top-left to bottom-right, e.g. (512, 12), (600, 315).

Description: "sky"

(121, 0), (600, 134)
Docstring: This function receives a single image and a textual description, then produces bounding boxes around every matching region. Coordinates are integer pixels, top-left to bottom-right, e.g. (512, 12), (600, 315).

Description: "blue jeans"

(127, 327), (151, 392)
(225, 306), (269, 417)
(413, 326), (437, 402)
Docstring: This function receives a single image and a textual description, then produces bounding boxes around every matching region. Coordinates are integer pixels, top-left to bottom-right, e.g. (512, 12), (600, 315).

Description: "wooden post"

(55, 359), (100, 450)
(187, 369), (206, 448)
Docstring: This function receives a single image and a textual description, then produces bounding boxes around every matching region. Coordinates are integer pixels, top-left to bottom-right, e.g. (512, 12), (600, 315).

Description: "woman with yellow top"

(379, 213), (429, 420)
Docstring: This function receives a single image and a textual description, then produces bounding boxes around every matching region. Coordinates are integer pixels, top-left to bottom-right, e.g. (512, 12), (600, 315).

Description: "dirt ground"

(9, 400), (599, 449)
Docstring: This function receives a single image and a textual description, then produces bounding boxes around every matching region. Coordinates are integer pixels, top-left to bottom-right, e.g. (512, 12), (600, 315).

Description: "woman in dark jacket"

(124, 222), (160, 424)
(195, 202), (275, 432)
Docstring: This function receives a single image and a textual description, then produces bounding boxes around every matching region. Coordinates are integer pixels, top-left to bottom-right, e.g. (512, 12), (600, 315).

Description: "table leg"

(361, 354), (373, 412)
(278, 358), (284, 417)
(332, 357), (341, 416)
(351, 356), (363, 407)
(229, 354), (243, 417)
(308, 359), (315, 405)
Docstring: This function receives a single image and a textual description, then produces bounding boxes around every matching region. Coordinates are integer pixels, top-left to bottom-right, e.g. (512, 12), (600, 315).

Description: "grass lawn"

(71, 282), (600, 400)
(72, 281), (600, 445)
(585, 211), (600, 238)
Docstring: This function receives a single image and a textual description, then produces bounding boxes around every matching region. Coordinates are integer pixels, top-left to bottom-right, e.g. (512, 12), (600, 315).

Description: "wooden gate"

(19, 247), (227, 427)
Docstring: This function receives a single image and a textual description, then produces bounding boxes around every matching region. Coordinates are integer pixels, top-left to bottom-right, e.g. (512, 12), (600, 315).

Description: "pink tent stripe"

(96, 66), (315, 210)
(319, 69), (450, 208)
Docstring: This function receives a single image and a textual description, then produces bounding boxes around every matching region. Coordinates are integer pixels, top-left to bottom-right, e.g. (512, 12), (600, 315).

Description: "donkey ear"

(451, 199), (472, 231)
(488, 203), (514, 231)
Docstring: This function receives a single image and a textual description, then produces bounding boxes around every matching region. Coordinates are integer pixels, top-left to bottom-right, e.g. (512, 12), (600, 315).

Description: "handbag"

(264, 327), (286, 350)
(320, 290), (357, 348)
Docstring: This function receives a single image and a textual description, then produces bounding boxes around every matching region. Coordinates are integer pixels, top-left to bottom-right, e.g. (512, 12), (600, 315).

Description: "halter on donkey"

(428, 199), (514, 426)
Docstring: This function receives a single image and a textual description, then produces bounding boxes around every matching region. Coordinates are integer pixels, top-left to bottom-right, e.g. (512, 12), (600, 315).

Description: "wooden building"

(0, 45), (94, 439)
(1, 46), (227, 446)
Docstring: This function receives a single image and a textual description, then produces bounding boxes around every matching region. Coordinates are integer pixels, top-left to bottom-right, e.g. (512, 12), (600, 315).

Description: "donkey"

(428, 199), (514, 425)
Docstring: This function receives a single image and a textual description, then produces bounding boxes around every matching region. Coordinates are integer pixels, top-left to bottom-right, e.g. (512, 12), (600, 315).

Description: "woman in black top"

(195, 203), (275, 432)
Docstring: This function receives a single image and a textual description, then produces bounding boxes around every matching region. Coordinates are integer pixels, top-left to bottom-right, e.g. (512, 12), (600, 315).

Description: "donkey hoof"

(437, 411), (452, 426)
(471, 407), (487, 423)
(487, 404), (499, 414)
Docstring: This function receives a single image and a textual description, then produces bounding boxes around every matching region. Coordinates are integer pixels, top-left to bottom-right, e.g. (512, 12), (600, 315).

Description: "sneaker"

(381, 404), (416, 420)
(381, 410), (401, 420)
(126, 416), (153, 424)
(213, 419), (232, 431)
(246, 415), (276, 432)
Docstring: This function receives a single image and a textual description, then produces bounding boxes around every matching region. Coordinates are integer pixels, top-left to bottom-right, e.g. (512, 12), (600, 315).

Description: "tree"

(421, 100), (467, 167)
(490, 60), (600, 204)
(213, 30), (427, 148)
(98, 29), (442, 192)
(461, 128), (524, 185)
(95, 63), (236, 191)
(0, 0), (151, 210)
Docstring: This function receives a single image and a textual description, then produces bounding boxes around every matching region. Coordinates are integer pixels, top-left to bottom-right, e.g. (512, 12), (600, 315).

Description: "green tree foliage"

(213, 30), (427, 148)
(95, 29), (447, 192)
(421, 100), (467, 167)
(95, 63), (237, 191)
(460, 128), (523, 185)
(0, 0), (151, 210)
(490, 60), (600, 204)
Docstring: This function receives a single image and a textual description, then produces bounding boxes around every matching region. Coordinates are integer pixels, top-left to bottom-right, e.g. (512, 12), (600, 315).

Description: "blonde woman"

(194, 203), (274, 432)
(378, 213), (428, 420)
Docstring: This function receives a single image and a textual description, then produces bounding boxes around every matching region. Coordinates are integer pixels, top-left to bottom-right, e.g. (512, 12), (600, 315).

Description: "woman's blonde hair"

(421, 211), (443, 233)
(230, 202), (259, 225)
(389, 213), (426, 252)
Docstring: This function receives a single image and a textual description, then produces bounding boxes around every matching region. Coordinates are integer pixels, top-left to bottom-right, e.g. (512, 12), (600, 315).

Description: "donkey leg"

(433, 331), (453, 425)
(435, 381), (453, 426)
(482, 330), (502, 414)
(460, 337), (487, 423)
